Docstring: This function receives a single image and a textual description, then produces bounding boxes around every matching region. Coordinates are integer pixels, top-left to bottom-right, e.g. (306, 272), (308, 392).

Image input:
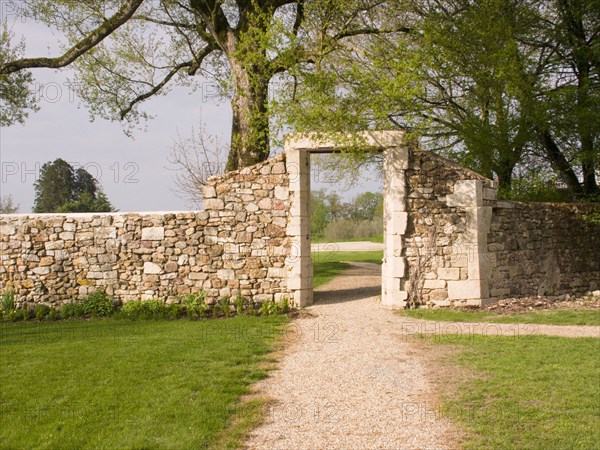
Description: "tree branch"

(1, 0), (145, 75)
(119, 45), (215, 119)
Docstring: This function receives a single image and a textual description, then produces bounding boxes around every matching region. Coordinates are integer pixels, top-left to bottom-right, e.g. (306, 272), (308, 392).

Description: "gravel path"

(245, 263), (458, 450)
(244, 262), (599, 449)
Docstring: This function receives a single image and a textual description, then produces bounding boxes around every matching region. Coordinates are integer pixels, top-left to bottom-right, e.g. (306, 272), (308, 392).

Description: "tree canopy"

(33, 159), (115, 213)
(283, 0), (599, 198)
(1, 0), (405, 171)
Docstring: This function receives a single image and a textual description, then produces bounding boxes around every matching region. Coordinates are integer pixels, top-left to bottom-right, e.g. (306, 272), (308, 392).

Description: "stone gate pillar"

(382, 145), (410, 307)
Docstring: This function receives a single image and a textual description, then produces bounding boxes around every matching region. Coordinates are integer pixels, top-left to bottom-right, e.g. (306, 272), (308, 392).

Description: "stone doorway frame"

(284, 131), (408, 307)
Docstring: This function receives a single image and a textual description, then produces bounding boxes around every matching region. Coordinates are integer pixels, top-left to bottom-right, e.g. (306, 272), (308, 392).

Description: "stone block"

(448, 280), (486, 300)
(204, 199), (225, 210)
(423, 279), (446, 289)
(217, 269), (235, 280)
(287, 276), (312, 290)
(437, 268), (460, 280)
(45, 240), (64, 250)
(142, 227), (165, 241)
(274, 186), (289, 201)
(447, 180), (483, 207)
(0, 225), (16, 236)
(32, 266), (50, 275)
(267, 267), (287, 278)
(144, 262), (163, 274)
(202, 185), (217, 198)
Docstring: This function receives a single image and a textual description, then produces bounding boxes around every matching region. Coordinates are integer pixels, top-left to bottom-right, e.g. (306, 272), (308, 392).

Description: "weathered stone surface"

(4, 147), (595, 310)
(144, 262), (163, 274)
(142, 227), (165, 241)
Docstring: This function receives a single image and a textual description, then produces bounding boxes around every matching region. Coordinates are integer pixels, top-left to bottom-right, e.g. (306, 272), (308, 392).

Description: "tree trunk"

(225, 61), (271, 172)
(538, 128), (583, 197)
(581, 136), (599, 196)
(495, 159), (515, 196)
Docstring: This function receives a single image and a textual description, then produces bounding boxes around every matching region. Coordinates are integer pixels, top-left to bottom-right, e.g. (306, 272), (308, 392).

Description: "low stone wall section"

(0, 154), (291, 307)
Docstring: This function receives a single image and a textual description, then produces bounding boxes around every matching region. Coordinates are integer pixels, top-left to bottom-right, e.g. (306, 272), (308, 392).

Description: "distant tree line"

(311, 190), (383, 241)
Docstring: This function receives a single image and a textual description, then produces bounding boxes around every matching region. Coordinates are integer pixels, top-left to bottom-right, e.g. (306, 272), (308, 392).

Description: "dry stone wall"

(0, 154), (291, 307)
(488, 202), (600, 297)
(403, 150), (497, 306)
(403, 149), (600, 306)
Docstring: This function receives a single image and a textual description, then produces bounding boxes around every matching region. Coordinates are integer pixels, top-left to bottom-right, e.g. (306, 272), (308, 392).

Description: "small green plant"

(218, 297), (230, 318)
(140, 300), (165, 319)
(82, 291), (115, 317)
(34, 304), (51, 320)
(122, 300), (143, 317)
(183, 291), (208, 319)
(48, 307), (59, 321)
(14, 307), (30, 321)
(258, 301), (279, 316)
(1, 288), (16, 313)
(280, 297), (290, 314)
(166, 303), (182, 319)
(234, 296), (245, 316)
(61, 301), (83, 319)
(584, 210), (600, 225)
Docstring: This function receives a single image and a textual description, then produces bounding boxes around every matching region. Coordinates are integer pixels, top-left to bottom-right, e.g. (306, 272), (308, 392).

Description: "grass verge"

(312, 250), (383, 288)
(0, 316), (289, 449)
(402, 307), (600, 326)
(423, 334), (600, 449)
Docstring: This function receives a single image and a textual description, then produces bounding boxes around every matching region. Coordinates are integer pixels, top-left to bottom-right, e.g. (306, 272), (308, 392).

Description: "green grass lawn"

(312, 250), (383, 288)
(311, 234), (384, 244)
(0, 316), (289, 449)
(402, 307), (600, 326)
(427, 335), (600, 449)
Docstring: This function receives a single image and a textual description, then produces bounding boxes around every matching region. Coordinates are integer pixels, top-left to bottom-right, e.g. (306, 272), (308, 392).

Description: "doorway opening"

(284, 131), (409, 307)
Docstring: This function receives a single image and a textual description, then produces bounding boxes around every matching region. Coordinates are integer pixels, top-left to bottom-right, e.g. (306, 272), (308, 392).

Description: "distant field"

(311, 234), (383, 243)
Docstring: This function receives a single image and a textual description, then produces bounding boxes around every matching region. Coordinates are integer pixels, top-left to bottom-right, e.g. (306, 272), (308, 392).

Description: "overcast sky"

(0, 4), (381, 214)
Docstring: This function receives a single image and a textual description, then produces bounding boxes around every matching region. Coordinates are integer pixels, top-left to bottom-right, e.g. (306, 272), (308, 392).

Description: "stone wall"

(403, 149), (600, 306)
(488, 202), (600, 297)
(0, 154), (291, 307)
(1, 131), (599, 310)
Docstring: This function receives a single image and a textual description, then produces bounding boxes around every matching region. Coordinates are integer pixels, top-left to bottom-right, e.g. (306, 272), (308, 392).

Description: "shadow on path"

(314, 262), (381, 305)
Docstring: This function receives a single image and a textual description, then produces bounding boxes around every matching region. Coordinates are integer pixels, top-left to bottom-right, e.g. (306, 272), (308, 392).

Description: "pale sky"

(0, 4), (381, 213)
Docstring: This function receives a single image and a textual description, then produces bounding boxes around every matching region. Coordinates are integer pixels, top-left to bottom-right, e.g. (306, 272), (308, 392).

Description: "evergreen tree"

(33, 159), (115, 213)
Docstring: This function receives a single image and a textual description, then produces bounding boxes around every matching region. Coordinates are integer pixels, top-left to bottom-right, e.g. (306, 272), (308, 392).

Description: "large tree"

(1, 0), (403, 171)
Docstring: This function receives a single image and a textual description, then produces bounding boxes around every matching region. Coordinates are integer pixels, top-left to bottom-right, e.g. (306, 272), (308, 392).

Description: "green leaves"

(34, 159), (115, 213)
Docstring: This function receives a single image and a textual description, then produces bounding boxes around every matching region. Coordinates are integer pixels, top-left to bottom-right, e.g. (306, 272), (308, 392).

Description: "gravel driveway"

(244, 262), (458, 450)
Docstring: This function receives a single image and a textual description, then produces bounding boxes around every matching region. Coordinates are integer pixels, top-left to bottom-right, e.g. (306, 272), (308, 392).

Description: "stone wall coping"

(413, 149), (497, 187)
(0, 211), (202, 219)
